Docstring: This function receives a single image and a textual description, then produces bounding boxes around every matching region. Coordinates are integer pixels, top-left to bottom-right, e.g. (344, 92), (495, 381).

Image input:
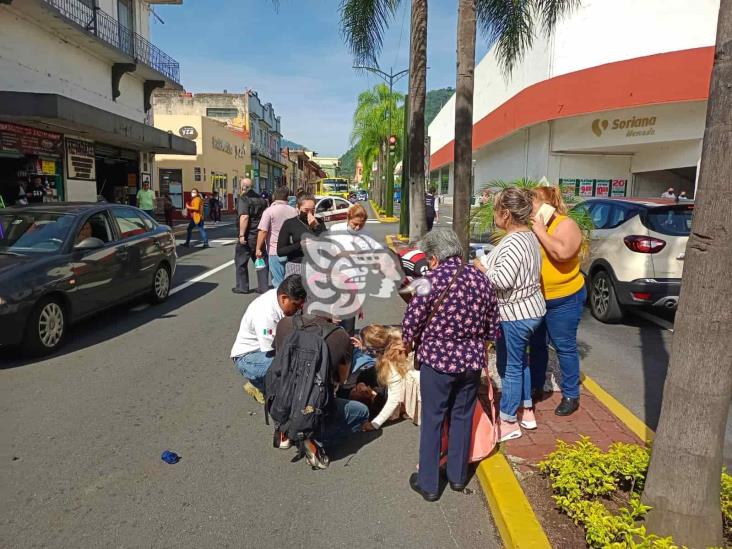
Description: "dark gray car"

(0, 203), (177, 356)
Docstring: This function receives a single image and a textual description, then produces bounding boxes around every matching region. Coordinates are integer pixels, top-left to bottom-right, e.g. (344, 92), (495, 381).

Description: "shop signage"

(579, 179), (594, 197)
(179, 126), (198, 140)
(595, 179), (610, 197)
(611, 179), (627, 197)
(65, 138), (96, 181)
(0, 122), (62, 158)
(591, 116), (658, 138)
(211, 136), (244, 159)
(41, 160), (56, 175)
(559, 178), (578, 199)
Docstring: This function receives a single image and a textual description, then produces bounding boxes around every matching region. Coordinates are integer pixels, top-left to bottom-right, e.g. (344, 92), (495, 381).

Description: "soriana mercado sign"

(0, 122), (63, 158)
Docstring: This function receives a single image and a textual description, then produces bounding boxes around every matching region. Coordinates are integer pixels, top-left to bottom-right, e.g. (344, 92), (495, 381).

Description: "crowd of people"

(223, 178), (586, 503)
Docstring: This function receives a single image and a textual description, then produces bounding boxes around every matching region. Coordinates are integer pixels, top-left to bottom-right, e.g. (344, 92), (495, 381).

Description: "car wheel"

(590, 270), (623, 323)
(150, 263), (171, 304)
(22, 297), (67, 356)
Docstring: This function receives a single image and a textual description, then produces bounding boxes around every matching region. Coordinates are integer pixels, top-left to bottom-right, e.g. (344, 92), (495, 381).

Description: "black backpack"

(264, 314), (341, 444)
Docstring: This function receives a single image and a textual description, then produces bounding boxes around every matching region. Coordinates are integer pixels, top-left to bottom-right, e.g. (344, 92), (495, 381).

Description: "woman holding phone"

(529, 186), (585, 416)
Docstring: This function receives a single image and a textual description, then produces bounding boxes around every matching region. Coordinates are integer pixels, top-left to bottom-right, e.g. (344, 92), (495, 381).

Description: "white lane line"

(170, 259), (235, 296)
(631, 309), (675, 332)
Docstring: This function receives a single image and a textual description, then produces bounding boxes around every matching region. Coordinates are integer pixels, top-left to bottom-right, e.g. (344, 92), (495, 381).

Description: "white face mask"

(191, 192), (198, 198)
(347, 224), (360, 234)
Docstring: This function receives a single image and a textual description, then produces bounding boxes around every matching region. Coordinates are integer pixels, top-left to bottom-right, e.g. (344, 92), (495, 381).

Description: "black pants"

(235, 236), (268, 292)
(426, 216), (435, 231)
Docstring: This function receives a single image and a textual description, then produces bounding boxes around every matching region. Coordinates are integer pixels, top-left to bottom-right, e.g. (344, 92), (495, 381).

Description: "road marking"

(170, 260), (235, 296)
(630, 309), (675, 332)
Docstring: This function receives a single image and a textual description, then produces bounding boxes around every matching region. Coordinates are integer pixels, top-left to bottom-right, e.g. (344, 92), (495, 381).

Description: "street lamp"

(354, 65), (408, 217)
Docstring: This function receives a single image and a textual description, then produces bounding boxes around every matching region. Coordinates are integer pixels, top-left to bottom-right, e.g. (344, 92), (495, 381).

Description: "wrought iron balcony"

(41, 0), (181, 84)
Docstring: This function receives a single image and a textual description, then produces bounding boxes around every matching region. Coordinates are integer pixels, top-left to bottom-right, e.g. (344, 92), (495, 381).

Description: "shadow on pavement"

(639, 322), (670, 430)
(1, 281), (218, 370)
(328, 430), (383, 464)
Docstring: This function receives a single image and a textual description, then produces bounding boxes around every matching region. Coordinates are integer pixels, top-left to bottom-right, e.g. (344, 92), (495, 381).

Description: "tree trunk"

(400, 92), (411, 237)
(641, 2), (732, 545)
(407, 0), (427, 243)
(453, 0), (476, 259)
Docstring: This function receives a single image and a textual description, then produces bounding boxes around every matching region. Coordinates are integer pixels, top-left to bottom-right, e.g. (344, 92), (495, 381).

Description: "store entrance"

(633, 166), (696, 198)
(95, 144), (139, 204)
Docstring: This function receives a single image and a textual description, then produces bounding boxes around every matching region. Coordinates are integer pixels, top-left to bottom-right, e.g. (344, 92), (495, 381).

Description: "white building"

(0, 0), (195, 205)
(428, 0), (719, 201)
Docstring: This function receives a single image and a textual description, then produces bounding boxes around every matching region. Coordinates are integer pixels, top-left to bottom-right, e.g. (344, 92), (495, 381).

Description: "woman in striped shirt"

(474, 188), (546, 442)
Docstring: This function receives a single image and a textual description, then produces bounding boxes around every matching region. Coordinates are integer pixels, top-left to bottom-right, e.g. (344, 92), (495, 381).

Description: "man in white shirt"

(231, 275), (307, 403)
(661, 187), (676, 199)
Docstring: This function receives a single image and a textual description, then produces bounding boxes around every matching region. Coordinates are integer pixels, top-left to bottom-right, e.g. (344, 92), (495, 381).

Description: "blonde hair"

(360, 325), (409, 386)
(347, 203), (368, 221)
(533, 185), (568, 215)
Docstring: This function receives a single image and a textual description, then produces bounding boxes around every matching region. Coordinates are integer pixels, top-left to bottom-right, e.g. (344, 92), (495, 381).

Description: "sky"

(151, 0), (489, 157)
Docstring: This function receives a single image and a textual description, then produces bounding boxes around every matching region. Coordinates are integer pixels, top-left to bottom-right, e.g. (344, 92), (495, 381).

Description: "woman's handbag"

(411, 263), (465, 370)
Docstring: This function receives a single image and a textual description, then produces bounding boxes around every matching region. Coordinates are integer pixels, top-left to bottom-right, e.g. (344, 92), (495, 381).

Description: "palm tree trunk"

(641, 1), (732, 545)
(453, 0), (476, 258)
(407, 0), (427, 243)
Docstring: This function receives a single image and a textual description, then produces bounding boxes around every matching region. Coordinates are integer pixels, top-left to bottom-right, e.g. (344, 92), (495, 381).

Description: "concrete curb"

(476, 453), (552, 549)
(580, 373), (655, 444)
(369, 200), (399, 223)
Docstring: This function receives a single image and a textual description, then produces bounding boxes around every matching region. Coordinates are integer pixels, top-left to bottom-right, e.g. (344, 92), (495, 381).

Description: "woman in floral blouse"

(402, 229), (500, 502)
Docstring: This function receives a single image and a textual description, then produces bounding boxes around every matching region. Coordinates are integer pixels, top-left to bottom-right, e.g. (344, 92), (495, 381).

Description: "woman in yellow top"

(529, 186), (585, 416)
(183, 187), (209, 248)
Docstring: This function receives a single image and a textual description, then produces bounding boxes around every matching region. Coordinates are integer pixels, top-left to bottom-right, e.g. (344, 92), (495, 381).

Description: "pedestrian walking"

(256, 186), (297, 288)
(528, 185), (586, 416)
(425, 186), (439, 231)
(661, 187), (676, 199)
(183, 188), (208, 248)
(162, 193), (174, 228)
(402, 229), (500, 502)
(136, 180), (156, 218)
(233, 178), (268, 294)
(474, 188), (546, 441)
(277, 192), (326, 277)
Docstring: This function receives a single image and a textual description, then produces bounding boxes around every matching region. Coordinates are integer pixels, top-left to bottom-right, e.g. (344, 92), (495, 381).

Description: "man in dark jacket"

(425, 186), (439, 231)
(233, 178), (269, 294)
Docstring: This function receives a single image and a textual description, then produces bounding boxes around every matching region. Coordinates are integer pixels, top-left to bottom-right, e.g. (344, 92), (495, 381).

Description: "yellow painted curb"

(476, 453), (552, 549)
(580, 373), (655, 444)
(369, 200), (399, 223)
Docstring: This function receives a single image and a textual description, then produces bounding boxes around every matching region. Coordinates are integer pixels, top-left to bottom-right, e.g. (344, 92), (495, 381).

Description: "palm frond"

(476, 0), (534, 75)
(534, 0), (580, 36)
(339, 0), (402, 65)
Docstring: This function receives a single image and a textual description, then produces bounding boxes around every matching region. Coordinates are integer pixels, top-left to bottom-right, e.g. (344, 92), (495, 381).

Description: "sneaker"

(242, 382), (265, 405)
(277, 432), (291, 450)
(303, 438), (329, 469)
(518, 408), (538, 430)
(497, 419), (523, 442)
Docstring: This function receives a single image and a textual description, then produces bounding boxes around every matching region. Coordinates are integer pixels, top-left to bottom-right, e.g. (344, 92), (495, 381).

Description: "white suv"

(574, 198), (693, 323)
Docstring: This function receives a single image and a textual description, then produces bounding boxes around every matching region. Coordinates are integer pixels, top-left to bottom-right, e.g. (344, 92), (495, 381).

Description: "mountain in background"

(338, 87), (455, 178)
(281, 138), (306, 150)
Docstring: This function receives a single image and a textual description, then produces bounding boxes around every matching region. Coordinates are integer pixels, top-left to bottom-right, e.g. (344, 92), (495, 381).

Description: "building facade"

(154, 115), (249, 216)
(427, 0), (719, 201)
(247, 91), (285, 192)
(308, 155), (340, 177)
(0, 0), (194, 206)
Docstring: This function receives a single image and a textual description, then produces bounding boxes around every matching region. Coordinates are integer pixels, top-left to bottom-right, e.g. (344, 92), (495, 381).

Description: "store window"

(159, 168), (183, 208)
(111, 207), (147, 238)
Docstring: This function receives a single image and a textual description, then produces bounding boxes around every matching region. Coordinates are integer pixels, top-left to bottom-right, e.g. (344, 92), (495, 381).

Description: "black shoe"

(555, 397), (580, 416)
(202, 243), (210, 248)
(181, 242), (190, 247)
(531, 388), (546, 403)
(231, 287), (249, 294)
(449, 481), (466, 492)
(409, 473), (439, 502)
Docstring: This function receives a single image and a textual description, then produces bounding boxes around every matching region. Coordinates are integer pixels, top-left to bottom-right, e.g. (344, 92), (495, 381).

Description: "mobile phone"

(536, 203), (556, 225)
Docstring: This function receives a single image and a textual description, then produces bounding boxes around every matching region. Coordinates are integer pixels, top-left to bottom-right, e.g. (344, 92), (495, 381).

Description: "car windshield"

(323, 179), (349, 193)
(0, 211), (75, 254)
(643, 205), (694, 236)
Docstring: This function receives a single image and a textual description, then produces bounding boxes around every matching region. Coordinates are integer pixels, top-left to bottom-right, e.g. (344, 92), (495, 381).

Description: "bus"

(314, 177), (350, 199)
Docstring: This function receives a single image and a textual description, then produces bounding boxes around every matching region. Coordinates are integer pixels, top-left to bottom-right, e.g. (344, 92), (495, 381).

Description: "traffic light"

(388, 135), (397, 155)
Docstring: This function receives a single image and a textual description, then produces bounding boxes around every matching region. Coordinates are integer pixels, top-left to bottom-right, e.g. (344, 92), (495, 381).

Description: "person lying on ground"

(273, 312), (369, 469)
(230, 275), (306, 404)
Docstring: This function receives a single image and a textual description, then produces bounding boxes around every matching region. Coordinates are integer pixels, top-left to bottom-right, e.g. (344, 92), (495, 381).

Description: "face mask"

(299, 212), (309, 222)
(347, 225), (360, 234)
(191, 192), (198, 198)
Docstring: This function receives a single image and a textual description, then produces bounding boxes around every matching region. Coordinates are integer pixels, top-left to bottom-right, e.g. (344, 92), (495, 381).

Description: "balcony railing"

(42, 0), (181, 83)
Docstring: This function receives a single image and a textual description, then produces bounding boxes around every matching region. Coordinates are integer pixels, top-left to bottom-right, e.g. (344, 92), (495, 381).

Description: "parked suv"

(573, 198), (693, 323)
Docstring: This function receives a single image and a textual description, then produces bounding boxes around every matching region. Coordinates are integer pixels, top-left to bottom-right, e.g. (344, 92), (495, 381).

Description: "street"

(0, 221), (500, 549)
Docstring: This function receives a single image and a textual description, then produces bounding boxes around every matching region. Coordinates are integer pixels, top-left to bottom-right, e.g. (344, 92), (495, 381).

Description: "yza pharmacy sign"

(591, 115), (657, 138)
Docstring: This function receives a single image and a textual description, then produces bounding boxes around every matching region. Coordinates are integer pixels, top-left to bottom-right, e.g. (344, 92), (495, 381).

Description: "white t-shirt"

(230, 289), (285, 357)
(371, 365), (406, 429)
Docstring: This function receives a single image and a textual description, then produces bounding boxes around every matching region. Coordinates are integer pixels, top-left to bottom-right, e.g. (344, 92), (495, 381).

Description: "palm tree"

(452, 0), (579, 257)
(350, 84), (405, 207)
(640, 1), (732, 544)
(340, 0), (428, 242)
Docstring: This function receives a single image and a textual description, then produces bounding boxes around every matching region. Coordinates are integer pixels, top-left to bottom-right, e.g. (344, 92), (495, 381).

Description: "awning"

(0, 92), (196, 155)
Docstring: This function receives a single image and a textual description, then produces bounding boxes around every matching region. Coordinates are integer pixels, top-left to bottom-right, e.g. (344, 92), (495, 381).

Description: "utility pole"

(353, 65), (408, 217)
(400, 92), (410, 237)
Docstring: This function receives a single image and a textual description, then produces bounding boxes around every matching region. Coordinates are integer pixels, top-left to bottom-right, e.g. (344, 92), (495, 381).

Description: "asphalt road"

(0, 219), (500, 549)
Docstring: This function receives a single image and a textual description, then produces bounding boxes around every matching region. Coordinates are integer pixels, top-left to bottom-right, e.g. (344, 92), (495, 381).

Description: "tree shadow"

(638, 322), (670, 430)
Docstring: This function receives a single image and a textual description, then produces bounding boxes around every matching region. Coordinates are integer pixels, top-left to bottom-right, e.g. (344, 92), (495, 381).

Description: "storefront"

(154, 114), (250, 218)
(0, 122), (64, 206)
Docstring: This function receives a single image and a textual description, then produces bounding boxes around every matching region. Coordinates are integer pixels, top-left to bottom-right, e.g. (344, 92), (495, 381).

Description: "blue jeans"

(269, 255), (287, 287)
(419, 363), (480, 494)
(185, 219), (208, 246)
(529, 286), (586, 399)
(351, 347), (376, 375)
(496, 317), (543, 421)
(322, 398), (369, 446)
(233, 351), (273, 391)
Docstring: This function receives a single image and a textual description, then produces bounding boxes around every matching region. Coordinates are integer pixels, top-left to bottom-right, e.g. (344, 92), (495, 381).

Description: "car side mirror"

(74, 237), (105, 250)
